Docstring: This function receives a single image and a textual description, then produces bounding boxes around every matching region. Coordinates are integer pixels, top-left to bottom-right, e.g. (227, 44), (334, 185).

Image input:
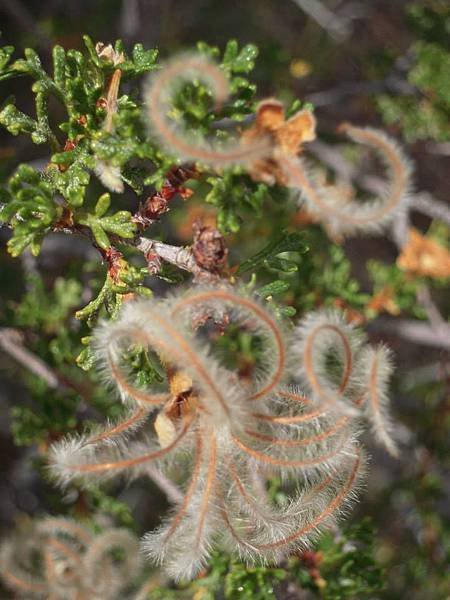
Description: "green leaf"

(1, 165), (61, 257)
(223, 39), (239, 65)
(0, 103), (36, 136)
(94, 193), (111, 217)
(78, 203), (136, 250)
(129, 44), (158, 75)
(256, 280), (290, 298)
(0, 45), (14, 71)
(238, 231), (308, 274)
(233, 44), (258, 73)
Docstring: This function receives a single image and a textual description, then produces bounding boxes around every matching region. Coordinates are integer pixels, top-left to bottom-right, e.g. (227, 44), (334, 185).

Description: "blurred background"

(0, 1), (449, 598)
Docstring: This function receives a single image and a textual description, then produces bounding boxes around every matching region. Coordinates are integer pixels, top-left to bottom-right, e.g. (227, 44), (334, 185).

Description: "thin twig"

(416, 286), (446, 330)
(289, 0), (351, 41)
(369, 318), (450, 349)
(0, 327), (93, 401)
(305, 76), (415, 108)
(135, 237), (218, 282)
(410, 192), (450, 226)
(0, 328), (61, 388)
(146, 465), (183, 504)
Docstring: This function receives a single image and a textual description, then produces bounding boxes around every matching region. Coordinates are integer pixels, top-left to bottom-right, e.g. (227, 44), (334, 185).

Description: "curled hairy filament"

(47, 287), (397, 580)
(292, 311), (365, 414)
(49, 409), (194, 487)
(144, 54), (273, 168)
(281, 124), (412, 238)
(357, 345), (398, 457)
(293, 310), (398, 455)
(0, 518), (141, 600)
(221, 449), (365, 564)
(94, 297), (249, 426)
(168, 286), (288, 401)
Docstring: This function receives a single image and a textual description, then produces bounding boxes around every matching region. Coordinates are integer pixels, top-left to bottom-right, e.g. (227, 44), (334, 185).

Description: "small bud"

(192, 220), (228, 272)
(96, 97), (108, 111)
(95, 42), (125, 66)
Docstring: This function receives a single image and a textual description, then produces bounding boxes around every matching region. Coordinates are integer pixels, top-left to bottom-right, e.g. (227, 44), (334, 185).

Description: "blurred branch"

(369, 318), (450, 349)
(416, 286), (446, 331)
(424, 141), (450, 156)
(289, 0), (351, 41)
(403, 361), (449, 389)
(146, 465), (183, 504)
(0, 328), (93, 401)
(305, 76), (414, 107)
(0, 328), (60, 388)
(119, 0), (140, 39)
(410, 192), (450, 226)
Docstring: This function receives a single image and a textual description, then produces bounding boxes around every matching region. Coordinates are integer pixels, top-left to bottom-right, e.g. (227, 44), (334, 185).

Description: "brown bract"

(192, 220), (228, 273)
(397, 228), (450, 279)
(242, 98), (316, 185)
(155, 371), (198, 447)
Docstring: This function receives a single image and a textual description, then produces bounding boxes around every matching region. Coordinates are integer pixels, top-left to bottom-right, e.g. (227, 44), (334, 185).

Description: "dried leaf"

(367, 286), (400, 316)
(242, 99), (316, 185)
(397, 228), (450, 279)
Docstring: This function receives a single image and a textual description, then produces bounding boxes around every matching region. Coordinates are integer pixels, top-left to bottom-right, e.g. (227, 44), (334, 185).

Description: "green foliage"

(2, 273), (127, 445)
(86, 486), (136, 529)
(14, 275), (82, 333)
(377, 2), (450, 141)
(205, 171), (268, 234)
(0, 164), (62, 256)
(367, 260), (427, 319)
(291, 519), (385, 599)
(237, 229), (309, 275)
(78, 193), (136, 249)
(286, 237), (369, 315)
(0, 36), (159, 257)
(146, 520), (384, 599)
(5, 275), (83, 444)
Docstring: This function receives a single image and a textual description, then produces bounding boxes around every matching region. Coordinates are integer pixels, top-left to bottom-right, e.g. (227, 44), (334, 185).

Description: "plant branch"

(0, 328), (61, 389)
(410, 192), (450, 226)
(289, 0), (351, 41)
(369, 318), (450, 349)
(146, 465), (183, 504)
(0, 328), (94, 401)
(135, 237), (221, 282)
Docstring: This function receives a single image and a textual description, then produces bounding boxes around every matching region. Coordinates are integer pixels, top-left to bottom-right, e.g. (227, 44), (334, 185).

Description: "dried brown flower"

(397, 228), (450, 279)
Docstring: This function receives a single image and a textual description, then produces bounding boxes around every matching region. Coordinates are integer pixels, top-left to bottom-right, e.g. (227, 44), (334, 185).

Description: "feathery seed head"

(0, 518), (140, 599)
(48, 287), (397, 580)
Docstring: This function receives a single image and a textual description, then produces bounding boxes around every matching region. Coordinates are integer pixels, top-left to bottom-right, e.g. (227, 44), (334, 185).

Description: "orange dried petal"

(277, 109), (316, 154)
(397, 228), (450, 279)
(255, 98), (285, 131)
(367, 287), (400, 316)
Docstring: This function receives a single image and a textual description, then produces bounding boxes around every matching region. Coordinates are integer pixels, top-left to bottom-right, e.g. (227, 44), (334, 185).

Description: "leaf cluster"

(377, 2), (450, 141)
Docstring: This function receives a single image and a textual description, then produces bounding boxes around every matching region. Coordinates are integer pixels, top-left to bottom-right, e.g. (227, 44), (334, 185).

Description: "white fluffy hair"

(0, 517), (141, 599)
(280, 125), (412, 239)
(48, 287), (398, 580)
(293, 309), (398, 456)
